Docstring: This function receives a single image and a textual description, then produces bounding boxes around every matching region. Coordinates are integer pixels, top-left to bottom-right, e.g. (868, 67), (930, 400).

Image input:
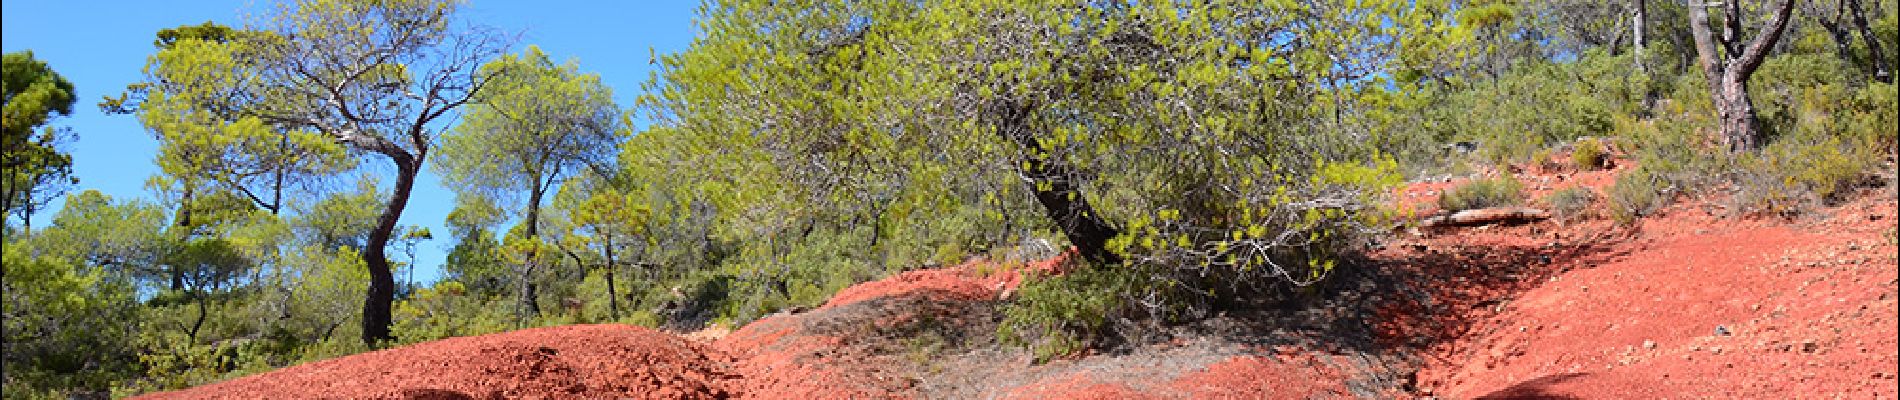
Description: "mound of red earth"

(143, 160), (1899, 399)
(138, 324), (737, 399)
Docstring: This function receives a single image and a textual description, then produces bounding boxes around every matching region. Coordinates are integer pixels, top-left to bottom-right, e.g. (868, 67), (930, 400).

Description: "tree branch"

(1735, 0), (1797, 76)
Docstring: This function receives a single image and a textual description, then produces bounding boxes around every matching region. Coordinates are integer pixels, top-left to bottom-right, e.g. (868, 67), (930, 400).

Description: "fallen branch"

(1420, 207), (1551, 228)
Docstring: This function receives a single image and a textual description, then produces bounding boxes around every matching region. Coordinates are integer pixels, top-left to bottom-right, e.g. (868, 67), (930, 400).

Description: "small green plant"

(1541, 186), (1598, 221)
(1438, 175), (1525, 212)
(997, 266), (1145, 363)
(1530, 149), (1563, 173)
(1571, 138), (1607, 171)
(902, 330), (949, 368)
(1607, 167), (1666, 225)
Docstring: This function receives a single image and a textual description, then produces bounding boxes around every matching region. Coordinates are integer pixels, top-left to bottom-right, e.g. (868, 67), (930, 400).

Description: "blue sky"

(2, 0), (701, 284)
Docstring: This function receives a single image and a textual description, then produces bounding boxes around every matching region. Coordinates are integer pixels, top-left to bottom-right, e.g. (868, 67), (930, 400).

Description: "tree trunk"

(1716, 71), (1763, 152)
(990, 98), (1122, 265)
(271, 133), (287, 215)
(1689, 0), (1796, 153)
(359, 154), (417, 346)
(517, 267), (541, 319)
(1809, 0), (1861, 68)
(1632, 0), (1647, 74)
(1847, 0), (1893, 83)
(603, 234), (619, 321)
(188, 289), (208, 342)
(516, 185), (546, 319)
(171, 183), (194, 292)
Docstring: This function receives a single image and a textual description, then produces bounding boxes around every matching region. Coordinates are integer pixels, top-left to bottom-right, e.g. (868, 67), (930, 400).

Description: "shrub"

(392, 281), (513, 345)
(1607, 167), (1668, 225)
(1438, 175), (1525, 212)
(1530, 149), (1563, 173)
(997, 266), (1152, 363)
(1541, 186), (1598, 221)
(1571, 138), (1608, 171)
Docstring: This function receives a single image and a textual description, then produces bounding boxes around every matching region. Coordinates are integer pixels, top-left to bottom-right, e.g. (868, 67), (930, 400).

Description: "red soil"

(1165, 354), (1351, 399)
(821, 250), (1072, 310)
(714, 252), (1081, 398)
(1378, 154), (1899, 399)
(141, 158), (1899, 399)
(137, 324), (737, 399)
(1402, 195), (1899, 399)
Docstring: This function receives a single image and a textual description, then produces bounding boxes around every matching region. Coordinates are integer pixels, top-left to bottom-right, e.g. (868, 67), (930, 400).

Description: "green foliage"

(1610, 53), (1897, 218)
(434, 45), (620, 212)
(998, 266), (1153, 363)
(392, 281), (513, 344)
(1540, 186), (1598, 221)
(639, 0), (1416, 330)
(2, 50), (80, 226)
(1570, 138), (1608, 171)
(1, 240), (141, 396)
(153, 21), (237, 48)
(122, 21), (353, 219)
(1438, 175), (1525, 212)
(443, 227), (508, 296)
(433, 45), (623, 323)
(133, 0), (512, 346)
(292, 177), (384, 250)
(1606, 167), (1668, 225)
(1374, 51), (1649, 170)
(29, 190), (170, 270)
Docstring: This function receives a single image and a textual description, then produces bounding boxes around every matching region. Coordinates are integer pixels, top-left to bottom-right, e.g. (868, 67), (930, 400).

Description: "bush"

(997, 266), (1152, 363)
(1571, 138), (1608, 171)
(1607, 167), (1668, 225)
(1438, 175), (1525, 212)
(1541, 186), (1598, 221)
(1530, 149), (1562, 173)
(392, 281), (513, 345)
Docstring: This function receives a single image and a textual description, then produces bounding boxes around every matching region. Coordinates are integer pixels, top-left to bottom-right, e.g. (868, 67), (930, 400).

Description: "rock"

(1643, 340), (1657, 350)
(1714, 325), (1732, 336)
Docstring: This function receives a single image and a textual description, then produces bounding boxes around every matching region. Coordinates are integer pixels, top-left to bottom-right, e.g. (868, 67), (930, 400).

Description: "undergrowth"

(996, 266), (1152, 363)
(1438, 175), (1525, 212)
(1541, 186), (1598, 221)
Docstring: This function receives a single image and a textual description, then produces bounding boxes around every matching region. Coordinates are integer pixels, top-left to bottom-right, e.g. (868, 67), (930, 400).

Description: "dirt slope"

(1405, 195), (1898, 399)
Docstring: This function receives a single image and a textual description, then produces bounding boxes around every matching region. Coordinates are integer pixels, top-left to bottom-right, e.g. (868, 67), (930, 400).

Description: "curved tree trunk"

(360, 154), (418, 346)
(990, 97), (1122, 265)
(188, 289), (208, 342)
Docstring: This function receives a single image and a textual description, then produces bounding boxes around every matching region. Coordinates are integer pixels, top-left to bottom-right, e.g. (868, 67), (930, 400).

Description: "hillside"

(140, 167), (1900, 399)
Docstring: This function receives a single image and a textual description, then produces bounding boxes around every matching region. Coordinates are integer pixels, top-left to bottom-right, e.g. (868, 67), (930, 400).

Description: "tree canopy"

(2, 51), (80, 229)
